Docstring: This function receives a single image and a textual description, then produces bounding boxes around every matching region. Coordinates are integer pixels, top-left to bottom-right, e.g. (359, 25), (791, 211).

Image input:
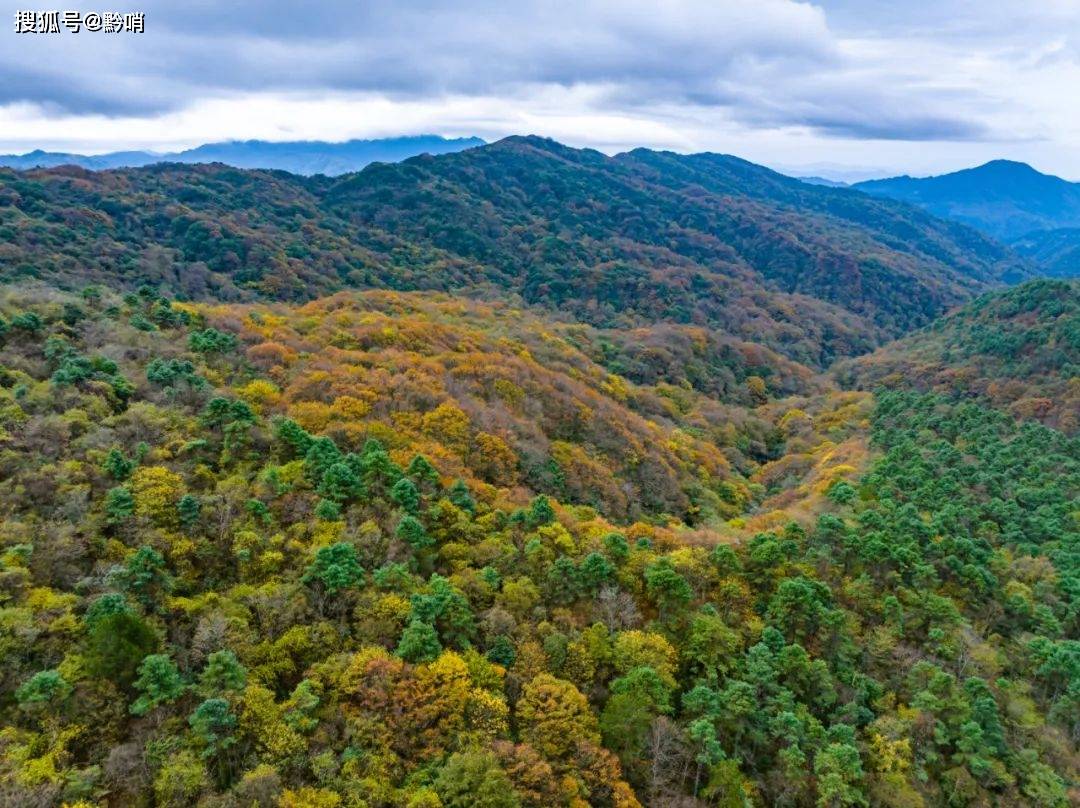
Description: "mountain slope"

(0, 137), (1031, 366)
(325, 136), (1028, 357)
(0, 283), (843, 527)
(0, 149), (163, 171)
(0, 136), (485, 175)
(797, 176), (850, 188)
(618, 147), (1028, 292)
(855, 159), (1080, 244)
(836, 278), (1080, 432)
(1010, 227), (1080, 278)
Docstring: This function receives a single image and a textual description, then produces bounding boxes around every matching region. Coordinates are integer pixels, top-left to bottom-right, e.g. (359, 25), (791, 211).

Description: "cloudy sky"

(2, 0), (1079, 179)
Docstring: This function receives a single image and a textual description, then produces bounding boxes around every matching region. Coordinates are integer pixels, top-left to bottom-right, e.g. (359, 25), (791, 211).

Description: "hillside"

(1010, 228), (1080, 278)
(836, 279), (1080, 432)
(327, 137), (1028, 352)
(856, 160), (1080, 246)
(0, 283), (1076, 807)
(797, 176), (850, 188)
(0, 137), (1027, 369)
(0, 284), (849, 524)
(0, 136), (486, 176)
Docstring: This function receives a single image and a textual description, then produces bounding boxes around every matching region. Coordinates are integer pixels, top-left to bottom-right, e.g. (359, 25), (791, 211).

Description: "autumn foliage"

(0, 277), (1075, 807)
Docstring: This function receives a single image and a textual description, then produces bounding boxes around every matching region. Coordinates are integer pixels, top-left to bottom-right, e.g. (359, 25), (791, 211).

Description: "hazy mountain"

(855, 159), (1080, 242)
(0, 149), (161, 170)
(1009, 227), (1080, 278)
(0, 135), (485, 175)
(798, 176), (850, 188)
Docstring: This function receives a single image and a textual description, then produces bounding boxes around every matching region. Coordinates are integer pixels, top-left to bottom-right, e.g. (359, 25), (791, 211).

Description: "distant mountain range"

(7, 139), (1079, 277)
(855, 160), (1080, 239)
(0, 135), (485, 176)
(854, 160), (1080, 277)
(797, 176), (850, 188)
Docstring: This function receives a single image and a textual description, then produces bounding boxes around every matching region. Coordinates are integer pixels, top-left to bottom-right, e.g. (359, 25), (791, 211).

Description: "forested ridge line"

(0, 136), (1034, 369)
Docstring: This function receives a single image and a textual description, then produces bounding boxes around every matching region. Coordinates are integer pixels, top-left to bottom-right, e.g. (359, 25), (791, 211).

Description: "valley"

(0, 139), (1075, 808)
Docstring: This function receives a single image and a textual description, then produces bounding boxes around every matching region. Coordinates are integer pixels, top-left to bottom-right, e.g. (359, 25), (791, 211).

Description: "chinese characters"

(14, 10), (144, 33)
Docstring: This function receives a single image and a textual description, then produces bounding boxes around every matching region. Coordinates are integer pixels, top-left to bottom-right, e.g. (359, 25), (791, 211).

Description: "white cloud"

(0, 0), (1077, 177)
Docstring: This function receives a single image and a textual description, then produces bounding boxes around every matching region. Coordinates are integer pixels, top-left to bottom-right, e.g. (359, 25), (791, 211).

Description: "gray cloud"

(797, 113), (987, 142)
(0, 0), (1072, 148)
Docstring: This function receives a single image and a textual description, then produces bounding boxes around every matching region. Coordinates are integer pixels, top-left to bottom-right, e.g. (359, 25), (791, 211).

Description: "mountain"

(0, 135), (485, 175)
(855, 159), (1080, 244)
(1009, 226), (1080, 277)
(0, 142), (1077, 808)
(170, 136), (486, 175)
(0, 149), (162, 171)
(0, 136), (1031, 368)
(797, 175), (850, 188)
(836, 278), (1080, 432)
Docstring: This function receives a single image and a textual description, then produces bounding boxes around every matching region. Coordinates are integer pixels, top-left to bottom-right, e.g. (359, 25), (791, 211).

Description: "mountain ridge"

(0, 135), (1032, 367)
(855, 159), (1080, 249)
(327, 135), (1029, 344)
(0, 135), (486, 176)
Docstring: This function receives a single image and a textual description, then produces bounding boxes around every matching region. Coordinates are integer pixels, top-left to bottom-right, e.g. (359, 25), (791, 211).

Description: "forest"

(0, 139), (1076, 807)
(838, 279), (1080, 433)
(0, 271), (1075, 807)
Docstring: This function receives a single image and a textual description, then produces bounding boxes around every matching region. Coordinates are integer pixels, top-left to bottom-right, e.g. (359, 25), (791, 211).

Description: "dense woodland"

(1010, 230), (1080, 280)
(0, 141), (1076, 807)
(838, 280), (1080, 434)
(0, 276), (1075, 808)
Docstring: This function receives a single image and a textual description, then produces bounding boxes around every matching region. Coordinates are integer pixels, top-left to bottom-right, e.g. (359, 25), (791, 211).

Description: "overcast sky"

(1, 0), (1078, 179)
